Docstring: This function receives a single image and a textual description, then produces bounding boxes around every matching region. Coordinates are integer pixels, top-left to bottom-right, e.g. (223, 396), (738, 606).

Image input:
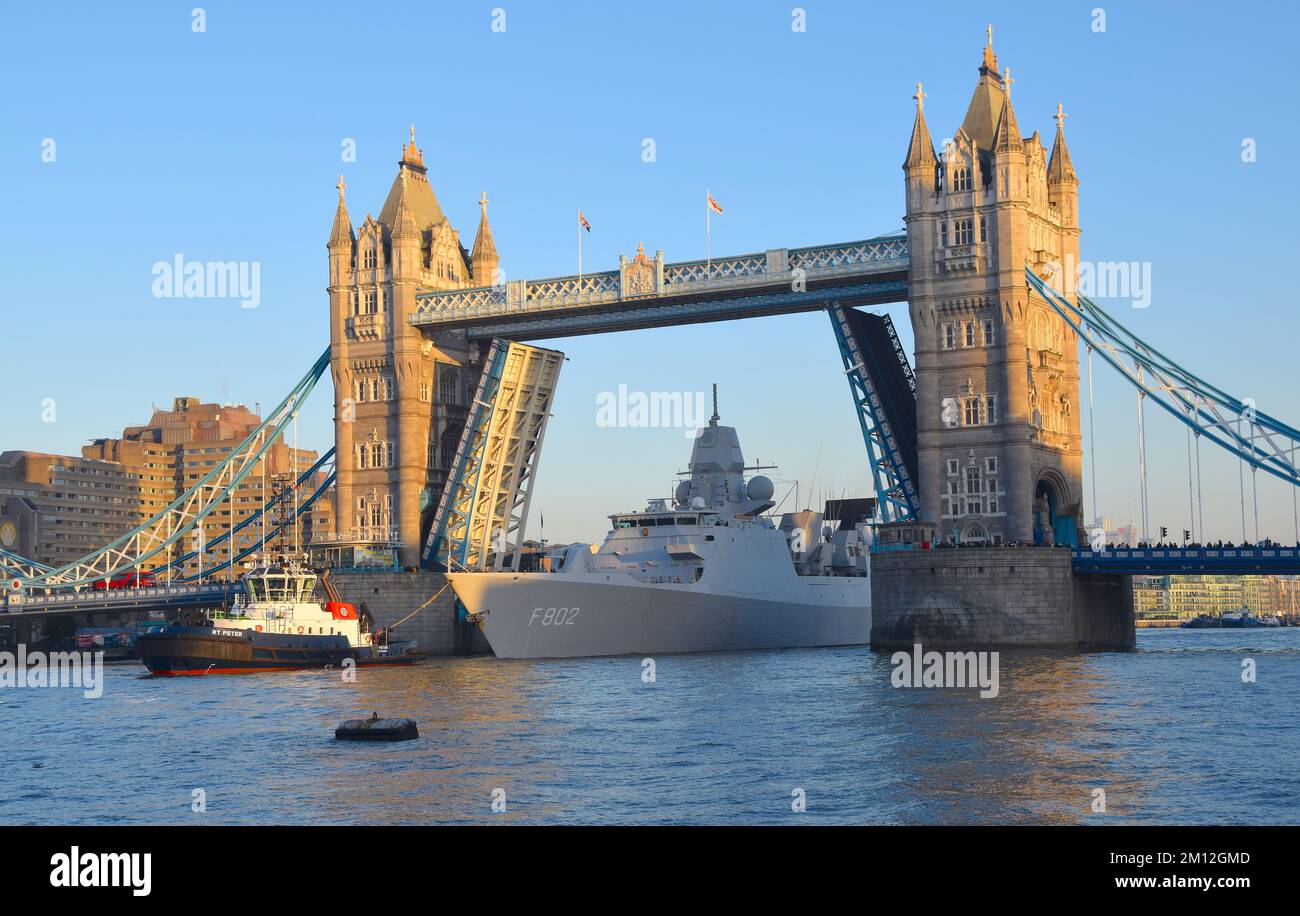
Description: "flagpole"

(706, 188), (711, 278)
(578, 211), (583, 280)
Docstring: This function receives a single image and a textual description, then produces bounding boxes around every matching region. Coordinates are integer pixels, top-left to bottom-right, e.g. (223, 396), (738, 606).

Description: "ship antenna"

(709, 383), (719, 426)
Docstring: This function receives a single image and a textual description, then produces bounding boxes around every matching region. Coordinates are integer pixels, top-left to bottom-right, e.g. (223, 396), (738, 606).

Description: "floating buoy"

(334, 711), (419, 742)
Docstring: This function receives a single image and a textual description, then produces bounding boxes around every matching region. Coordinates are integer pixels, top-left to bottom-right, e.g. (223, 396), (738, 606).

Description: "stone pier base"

(869, 547), (1134, 651)
(329, 570), (491, 656)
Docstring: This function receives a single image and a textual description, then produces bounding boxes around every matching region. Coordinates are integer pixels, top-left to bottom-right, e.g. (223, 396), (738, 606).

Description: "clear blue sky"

(2, 1), (1298, 544)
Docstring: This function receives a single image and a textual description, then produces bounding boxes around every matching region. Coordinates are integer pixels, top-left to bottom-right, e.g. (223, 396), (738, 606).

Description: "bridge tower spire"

(470, 191), (500, 285)
(903, 33), (1084, 547)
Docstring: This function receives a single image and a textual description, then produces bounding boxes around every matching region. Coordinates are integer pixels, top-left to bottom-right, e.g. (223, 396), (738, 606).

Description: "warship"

(448, 394), (872, 659)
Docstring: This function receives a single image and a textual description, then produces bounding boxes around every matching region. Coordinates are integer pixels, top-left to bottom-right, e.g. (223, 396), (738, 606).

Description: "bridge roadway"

(1072, 546), (1300, 575)
(2, 583), (236, 617)
(410, 234), (909, 340)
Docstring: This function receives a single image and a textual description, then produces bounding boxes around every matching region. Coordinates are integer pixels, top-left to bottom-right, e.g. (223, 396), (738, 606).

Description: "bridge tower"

(903, 32), (1083, 546)
(327, 129), (500, 567)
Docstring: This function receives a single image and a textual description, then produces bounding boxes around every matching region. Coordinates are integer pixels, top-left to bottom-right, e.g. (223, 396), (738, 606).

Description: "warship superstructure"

(448, 397), (872, 659)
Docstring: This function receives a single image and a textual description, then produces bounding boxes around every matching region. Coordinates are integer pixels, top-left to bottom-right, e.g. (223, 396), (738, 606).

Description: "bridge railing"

(1074, 546), (1300, 560)
(6, 582), (234, 612)
(412, 234), (909, 327)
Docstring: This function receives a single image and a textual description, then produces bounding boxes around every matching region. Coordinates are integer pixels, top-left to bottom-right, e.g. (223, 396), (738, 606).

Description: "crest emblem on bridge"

(620, 242), (662, 298)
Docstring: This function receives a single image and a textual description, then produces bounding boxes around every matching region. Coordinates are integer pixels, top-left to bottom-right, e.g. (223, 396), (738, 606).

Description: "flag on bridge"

(705, 191), (724, 275)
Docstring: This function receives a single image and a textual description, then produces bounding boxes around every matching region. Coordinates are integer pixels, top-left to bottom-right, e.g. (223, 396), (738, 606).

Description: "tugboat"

(136, 560), (411, 675)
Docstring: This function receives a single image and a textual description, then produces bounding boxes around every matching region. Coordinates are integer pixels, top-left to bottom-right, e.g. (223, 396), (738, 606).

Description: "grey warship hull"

(448, 571), (871, 659)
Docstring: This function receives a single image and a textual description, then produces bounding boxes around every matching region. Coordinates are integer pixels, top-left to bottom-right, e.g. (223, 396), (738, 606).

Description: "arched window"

(439, 368), (459, 405)
(954, 167), (973, 191)
(363, 247), (377, 270)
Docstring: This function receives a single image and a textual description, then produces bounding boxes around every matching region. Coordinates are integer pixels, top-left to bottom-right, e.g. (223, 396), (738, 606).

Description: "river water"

(1, 628), (1297, 825)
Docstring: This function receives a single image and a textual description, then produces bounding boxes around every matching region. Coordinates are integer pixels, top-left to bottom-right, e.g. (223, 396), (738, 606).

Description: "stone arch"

(960, 522), (989, 546)
(1033, 469), (1078, 547)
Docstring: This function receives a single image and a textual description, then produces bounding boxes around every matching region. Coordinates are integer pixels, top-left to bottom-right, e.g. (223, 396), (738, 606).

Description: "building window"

(965, 467), (982, 515)
(955, 219), (974, 246)
(964, 397), (982, 426)
(986, 395), (998, 424)
(983, 319), (995, 346)
(946, 459), (959, 476)
(384, 376), (395, 400)
(944, 324), (955, 349)
(369, 378), (379, 402)
(939, 222), (948, 247)
(362, 291), (377, 314)
(439, 368), (459, 405)
(419, 378), (431, 402)
(954, 167), (972, 191)
(363, 248), (377, 270)
(965, 322), (975, 347)
(979, 216), (988, 243)
(985, 456), (998, 474)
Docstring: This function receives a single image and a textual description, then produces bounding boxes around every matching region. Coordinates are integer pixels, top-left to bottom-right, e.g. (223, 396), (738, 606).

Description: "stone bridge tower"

(903, 32), (1083, 547)
(327, 129), (499, 567)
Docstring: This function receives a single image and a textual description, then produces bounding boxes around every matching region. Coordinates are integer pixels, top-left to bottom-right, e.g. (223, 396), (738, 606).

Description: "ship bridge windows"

(676, 516), (698, 525)
(614, 518), (638, 529)
(655, 517), (676, 526)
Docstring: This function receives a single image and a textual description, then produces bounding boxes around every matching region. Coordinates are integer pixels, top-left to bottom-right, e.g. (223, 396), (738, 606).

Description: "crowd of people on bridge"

(928, 537), (1300, 550)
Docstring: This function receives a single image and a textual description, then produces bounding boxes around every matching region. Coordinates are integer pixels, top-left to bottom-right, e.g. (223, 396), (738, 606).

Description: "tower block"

(902, 33), (1083, 547)
(327, 128), (501, 567)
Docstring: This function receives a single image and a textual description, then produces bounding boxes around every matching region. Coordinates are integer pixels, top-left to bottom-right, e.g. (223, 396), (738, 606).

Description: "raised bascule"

(9, 33), (1300, 651)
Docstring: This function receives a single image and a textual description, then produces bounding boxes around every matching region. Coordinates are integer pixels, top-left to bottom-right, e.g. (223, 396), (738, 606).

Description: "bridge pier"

(869, 547), (1133, 651)
(327, 570), (489, 656)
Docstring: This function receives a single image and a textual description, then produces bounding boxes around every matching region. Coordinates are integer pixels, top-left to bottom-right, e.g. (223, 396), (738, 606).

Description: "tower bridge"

(8, 33), (1300, 649)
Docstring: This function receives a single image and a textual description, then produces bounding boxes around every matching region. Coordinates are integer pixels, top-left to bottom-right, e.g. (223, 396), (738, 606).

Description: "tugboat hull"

(137, 625), (359, 676)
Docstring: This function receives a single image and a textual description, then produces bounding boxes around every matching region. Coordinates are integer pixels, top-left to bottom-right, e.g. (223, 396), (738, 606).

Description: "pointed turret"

(992, 67), (1023, 153)
(378, 124), (446, 229)
(470, 191), (500, 285)
(903, 82), (937, 168)
(1047, 103), (1078, 184)
(328, 175), (354, 249)
(959, 25), (1006, 151)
